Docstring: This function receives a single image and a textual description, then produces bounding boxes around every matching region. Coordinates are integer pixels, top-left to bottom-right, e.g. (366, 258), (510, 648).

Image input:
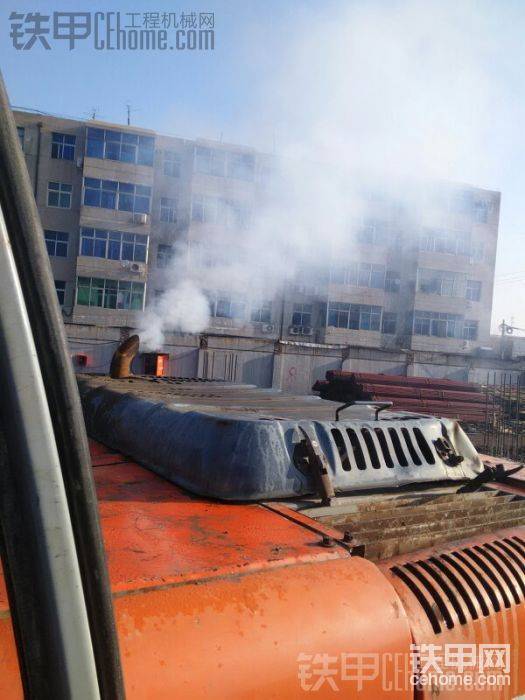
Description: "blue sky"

(2, 0), (524, 334)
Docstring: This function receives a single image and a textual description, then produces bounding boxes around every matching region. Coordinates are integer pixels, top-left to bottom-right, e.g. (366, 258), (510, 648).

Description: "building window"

(194, 146), (226, 176)
(417, 268), (461, 297)
(194, 147), (255, 181)
(466, 280), (482, 302)
(470, 242), (484, 262)
(80, 228), (147, 262)
(363, 263), (386, 289)
(83, 178), (151, 213)
(212, 292), (247, 319)
(44, 230), (69, 257)
(55, 280), (66, 306)
(413, 311), (462, 338)
(86, 127), (154, 166)
(356, 219), (390, 246)
(251, 301), (272, 323)
(226, 200), (251, 229)
(463, 320), (478, 340)
(163, 150), (181, 177)
(157, 244), (173, 268)
(449, 189), (473, 215)
(47, 181), (72, 208)
(160, 197), (177, 223)
(473, 199), (490, 224)
(419, 229), (482, 260)
(191, 195), (249, 228)
(385, 271), (400, 293)
(51, 132), (76, 160)
(327, 303), (382, 331)
(227, 152), (255, 181)
(17, 126), (25, 150)
(382, 312), (397, 334)
(292, 303), (313, 327)
(330, 262), (385, 289)
(189, 241), (219, 268)
(76, 277), (145, 310)
(191, 195), (220, 223)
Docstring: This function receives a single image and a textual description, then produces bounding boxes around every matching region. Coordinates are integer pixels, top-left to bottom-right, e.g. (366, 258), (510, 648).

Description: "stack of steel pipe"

(313, 371), (486, 423)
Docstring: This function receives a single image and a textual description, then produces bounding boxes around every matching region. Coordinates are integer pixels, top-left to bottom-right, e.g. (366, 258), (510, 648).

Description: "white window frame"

(47, 181), (72, 209)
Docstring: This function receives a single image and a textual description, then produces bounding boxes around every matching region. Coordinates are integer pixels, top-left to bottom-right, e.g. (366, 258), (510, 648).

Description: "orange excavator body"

(0, 442), (523, 698)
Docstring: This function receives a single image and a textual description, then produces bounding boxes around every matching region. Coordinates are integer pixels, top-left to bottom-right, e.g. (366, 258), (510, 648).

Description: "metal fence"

(481, 372), (524, 461)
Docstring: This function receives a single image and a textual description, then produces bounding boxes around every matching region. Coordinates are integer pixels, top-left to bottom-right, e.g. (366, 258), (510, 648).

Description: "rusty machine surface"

(0, 373), (524, 697)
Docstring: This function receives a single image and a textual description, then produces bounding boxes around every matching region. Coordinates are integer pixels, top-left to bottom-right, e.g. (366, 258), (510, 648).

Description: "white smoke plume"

(139, 279), (211, 350)
(139, 0), (510, 349)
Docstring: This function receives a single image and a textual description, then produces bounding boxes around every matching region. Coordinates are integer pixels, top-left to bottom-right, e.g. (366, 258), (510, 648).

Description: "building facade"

(14, 109), (501, 379)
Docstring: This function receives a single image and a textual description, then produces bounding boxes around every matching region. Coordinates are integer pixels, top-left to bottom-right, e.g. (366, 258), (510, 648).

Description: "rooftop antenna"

(125, 103), (140, 126)
(84, 107), (100, 120)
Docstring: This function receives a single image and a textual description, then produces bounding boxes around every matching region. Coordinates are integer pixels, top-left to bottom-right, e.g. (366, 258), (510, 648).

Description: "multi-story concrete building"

(13, 108), (501, 385)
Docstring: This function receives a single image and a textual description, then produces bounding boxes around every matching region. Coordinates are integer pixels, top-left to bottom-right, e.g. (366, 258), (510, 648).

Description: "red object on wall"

(143, 352), (169, 377)
(73, 353), (88, 367)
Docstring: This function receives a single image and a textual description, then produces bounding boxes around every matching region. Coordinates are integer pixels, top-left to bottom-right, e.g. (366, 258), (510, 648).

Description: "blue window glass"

(86, 128), (104, 158)
(51, 132), (76, 160)
(118, 193), (133, 211)
(108, 232), (121, 260)
(100, 189), (117, 209)
(137, 135), (154, 165)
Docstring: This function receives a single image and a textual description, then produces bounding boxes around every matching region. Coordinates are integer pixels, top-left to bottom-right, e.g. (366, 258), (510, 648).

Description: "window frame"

(157, 243), (174, 268)
(17, 126), (25, 150)
(54, 280), (66, 306)
(51, 132), (76, 161)
(211, 292), (247, 320)
(79, 227), (147, 263)
(381, 312), (397, 334)
(417, 268), (461, 297)
(327, 302), (382, 331)
(466, 279), (482, 302)
(463, 320), (479, 340)
(76, 276), (145, 311)
(82, 178), (151, 214)
(413, 310), (463, 338)
(47, 181), (72, 209)
(44, 230), (69, 257)
(194, 146), (226, 177)
(86, 127), (154, 166)
(160, 197), (177, 223)
(250, 301), (272, 324)
(163, 150), (181, 177)
(292, 303), (313, 327)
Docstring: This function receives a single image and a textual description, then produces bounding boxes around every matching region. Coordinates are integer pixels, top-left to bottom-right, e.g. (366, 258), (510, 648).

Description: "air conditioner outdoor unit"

(289, 325), (301, 335)
(300, 326), (313, 336)
(121, 260), (142, 273)
(133, 213), (149, 225)
(76, 157), (84, 168)
(262, 323), (275, 333)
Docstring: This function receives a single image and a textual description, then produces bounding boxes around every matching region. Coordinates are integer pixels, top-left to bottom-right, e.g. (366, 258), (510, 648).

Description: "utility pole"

(499, 319), (525, 360)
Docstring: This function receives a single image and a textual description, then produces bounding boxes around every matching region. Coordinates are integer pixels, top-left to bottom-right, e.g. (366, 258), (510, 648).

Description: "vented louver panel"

(391, 535), (525, 634)
(329, 425), (436, 471)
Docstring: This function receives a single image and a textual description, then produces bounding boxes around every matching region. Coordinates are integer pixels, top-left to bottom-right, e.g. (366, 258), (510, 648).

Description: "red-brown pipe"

(110, 335), (140, 378)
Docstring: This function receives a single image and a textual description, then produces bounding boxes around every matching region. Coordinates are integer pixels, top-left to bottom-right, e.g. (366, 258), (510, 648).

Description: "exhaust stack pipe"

(110, 334), (139, 378)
